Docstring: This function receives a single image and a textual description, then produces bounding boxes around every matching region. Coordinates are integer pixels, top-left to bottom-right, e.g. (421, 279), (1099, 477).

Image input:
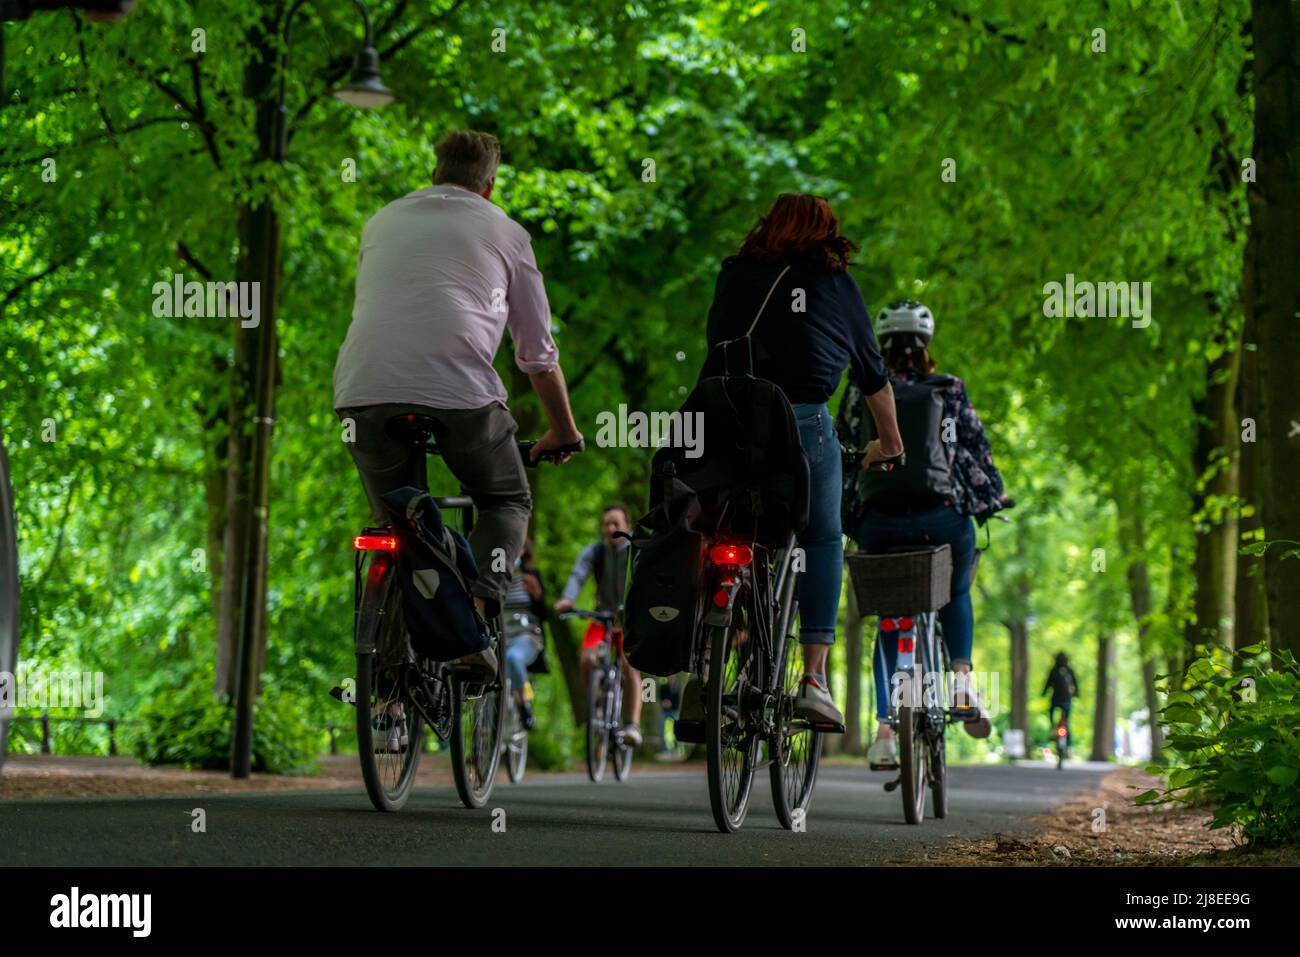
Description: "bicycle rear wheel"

(705, 621), (761, 833)
(897, 705), (927, 825)
(450, 623), (506, 808)
(770, 588), (821, 829)
(585, 667), (609, 782)
(930, 731), (948, 818)
(503, 682), (527, 784)
(355, 566), (424, 812)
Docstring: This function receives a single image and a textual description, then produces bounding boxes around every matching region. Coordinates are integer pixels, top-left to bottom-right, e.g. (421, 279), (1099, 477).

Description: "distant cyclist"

(333, 130), (583, 676)
(1043, 652), (1078, 746)
(837, 301), (1011, 768)
(553, 504), (642, 746)
(503, 537), (547, 730)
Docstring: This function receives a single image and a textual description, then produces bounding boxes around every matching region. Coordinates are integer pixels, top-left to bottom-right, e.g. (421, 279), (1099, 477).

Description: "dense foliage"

(2, 0), (1295, 814)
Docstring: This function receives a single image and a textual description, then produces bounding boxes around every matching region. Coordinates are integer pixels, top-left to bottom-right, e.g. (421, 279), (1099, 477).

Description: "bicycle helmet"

(875, 300), (935, 344)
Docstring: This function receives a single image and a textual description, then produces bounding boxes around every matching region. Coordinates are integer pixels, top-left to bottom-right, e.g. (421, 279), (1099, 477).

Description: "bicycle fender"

(355, 552), (394, 654)
(703, 572), (742, 627)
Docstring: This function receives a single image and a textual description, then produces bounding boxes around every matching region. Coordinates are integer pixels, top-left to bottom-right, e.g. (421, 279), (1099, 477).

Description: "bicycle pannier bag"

(380, 486), (488, 661)
(623, 479), (708, 677)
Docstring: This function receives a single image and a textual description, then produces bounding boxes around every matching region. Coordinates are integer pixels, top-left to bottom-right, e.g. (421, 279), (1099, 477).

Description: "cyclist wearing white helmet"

(836, 300), (1011, 769)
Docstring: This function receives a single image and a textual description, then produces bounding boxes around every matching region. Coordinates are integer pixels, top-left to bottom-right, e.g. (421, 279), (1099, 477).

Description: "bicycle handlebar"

(517, 438), (586, 467)
(840, 446), (906, 472)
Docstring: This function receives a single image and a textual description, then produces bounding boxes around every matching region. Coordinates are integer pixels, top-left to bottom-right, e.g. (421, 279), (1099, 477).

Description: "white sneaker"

(952, 675), (991, 739)
(867, 734), (898, 769)
(622, 724), (643, 748)
(793, 675), (845, 728)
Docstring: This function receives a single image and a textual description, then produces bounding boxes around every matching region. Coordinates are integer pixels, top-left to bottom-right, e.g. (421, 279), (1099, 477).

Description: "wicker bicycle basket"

(846, 545), (952, 617)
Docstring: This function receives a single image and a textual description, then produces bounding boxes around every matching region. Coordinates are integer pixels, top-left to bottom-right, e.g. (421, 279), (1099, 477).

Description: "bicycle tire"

(930, 731), (948, 818)
(898, 705), (927, 825)
(506, 725), (528, 784)
(585, 667), (609, 782)
(450, 623), (506, 809)
(770, 580), (820, 830)
(355, 566), (424, 812)
(705, 622), (761, 834)
(611, 680), (633, 781)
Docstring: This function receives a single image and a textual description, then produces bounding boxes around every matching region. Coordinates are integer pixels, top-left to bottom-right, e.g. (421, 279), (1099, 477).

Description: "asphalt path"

(0, 761), (1112, 866)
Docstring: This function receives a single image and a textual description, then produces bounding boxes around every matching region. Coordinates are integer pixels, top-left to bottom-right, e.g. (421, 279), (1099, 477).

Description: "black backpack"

(623, 477), (708, 677)
(380, 486), (488, 662)
(649, 265), (809, 545)
(857, 373), (956, 508)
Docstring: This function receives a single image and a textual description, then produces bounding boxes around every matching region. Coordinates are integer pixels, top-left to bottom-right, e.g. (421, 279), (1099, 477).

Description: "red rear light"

(354, 534), (399, 551)
(1057, 725), (1068, 737)
(709, 543), (753, 567)
(880, 617), (898, 633)
(898, 637), (914, 653)
(898, 617), (914, 631)
(713, 589), (729, 607)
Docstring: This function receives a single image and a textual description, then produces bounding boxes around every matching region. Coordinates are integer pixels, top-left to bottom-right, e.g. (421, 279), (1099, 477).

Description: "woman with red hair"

(696, 194), (903, 726)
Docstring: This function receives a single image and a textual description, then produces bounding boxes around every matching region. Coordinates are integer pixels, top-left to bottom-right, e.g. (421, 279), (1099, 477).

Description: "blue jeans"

(855, 505), (976, 719)
(505, 634), (541, 692)
(792, 403), (842, 646)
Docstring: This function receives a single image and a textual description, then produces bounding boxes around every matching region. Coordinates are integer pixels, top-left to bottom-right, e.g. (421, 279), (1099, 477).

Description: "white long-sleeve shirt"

(333, 183), (559, 411)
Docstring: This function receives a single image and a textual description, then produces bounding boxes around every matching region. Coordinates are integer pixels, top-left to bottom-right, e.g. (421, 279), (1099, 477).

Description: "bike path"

(0, 762), (1112, 866)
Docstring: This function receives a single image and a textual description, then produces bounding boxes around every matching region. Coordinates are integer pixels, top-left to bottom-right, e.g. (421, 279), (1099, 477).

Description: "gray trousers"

(338, 401), (532, 615)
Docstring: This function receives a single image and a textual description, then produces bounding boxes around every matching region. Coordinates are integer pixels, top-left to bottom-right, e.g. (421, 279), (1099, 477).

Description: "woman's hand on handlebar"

(553, 597), (575, 614)
(862, 438), (904, 470)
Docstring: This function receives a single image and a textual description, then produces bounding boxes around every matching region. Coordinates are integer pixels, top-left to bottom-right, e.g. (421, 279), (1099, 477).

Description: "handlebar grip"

(519, 438), (585, 466)
(867, 451), (906, 472)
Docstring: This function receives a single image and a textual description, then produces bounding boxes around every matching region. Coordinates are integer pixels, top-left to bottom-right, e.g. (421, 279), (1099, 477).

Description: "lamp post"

(229, 0), (395, 779)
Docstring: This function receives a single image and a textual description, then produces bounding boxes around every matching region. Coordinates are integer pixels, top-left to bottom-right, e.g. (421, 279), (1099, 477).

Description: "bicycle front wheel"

(450, 625), (506, 809)
(586, 667), (609, 782)
(612, 683), (633, 782)
(705, 622), (761, 833)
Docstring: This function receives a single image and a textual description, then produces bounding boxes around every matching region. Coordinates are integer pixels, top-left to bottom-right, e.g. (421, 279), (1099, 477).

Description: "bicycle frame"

(882, 613), (951, 735)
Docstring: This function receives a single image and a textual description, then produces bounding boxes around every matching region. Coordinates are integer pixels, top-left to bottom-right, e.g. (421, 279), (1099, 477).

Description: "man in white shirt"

(335, 131), (582, 673)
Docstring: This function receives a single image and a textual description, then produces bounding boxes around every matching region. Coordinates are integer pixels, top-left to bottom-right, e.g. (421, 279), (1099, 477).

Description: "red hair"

(725, 193), (857, 272)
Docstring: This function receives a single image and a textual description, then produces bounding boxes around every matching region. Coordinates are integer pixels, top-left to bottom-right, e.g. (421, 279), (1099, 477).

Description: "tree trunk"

(227, 6), (284, 774)
(1187, 342), (1239, 654)
(1090, 631), (1116, 762)
(1119, 502), (1164, 764)
(1248, 0), (1300, 660)
(1236, 240), (1270, 650)
(1007, 535), (1032, 756)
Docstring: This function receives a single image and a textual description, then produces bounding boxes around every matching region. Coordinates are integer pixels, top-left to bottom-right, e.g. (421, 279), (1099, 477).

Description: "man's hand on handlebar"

(527, 428), (585, 465)
(553, 597), (575, 614)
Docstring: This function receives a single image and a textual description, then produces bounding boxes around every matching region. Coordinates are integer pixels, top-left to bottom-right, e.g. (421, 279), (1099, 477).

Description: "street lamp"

(230, 0), (395, 779)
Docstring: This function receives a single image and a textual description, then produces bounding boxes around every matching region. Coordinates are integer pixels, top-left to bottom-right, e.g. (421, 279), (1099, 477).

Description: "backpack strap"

(715, 265), (791, 376)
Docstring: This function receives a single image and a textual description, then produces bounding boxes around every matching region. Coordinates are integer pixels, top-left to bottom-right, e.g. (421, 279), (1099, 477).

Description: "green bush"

(130, 666), (321, 775)
(1137, 645), (1300, 847)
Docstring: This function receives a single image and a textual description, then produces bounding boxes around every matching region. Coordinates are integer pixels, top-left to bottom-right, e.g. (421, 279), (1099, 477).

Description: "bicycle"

(500, 609), (545, 784)
(502, 671), (529, 784)
(1054, 710), (1070, 769)
(562, 608), (634, 783)
(348, 413), (580, 811)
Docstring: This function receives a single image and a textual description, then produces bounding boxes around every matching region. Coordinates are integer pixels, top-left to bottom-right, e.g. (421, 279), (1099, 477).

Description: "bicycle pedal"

(808, 719), (846, 734)
(868, 761), (899, 772)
